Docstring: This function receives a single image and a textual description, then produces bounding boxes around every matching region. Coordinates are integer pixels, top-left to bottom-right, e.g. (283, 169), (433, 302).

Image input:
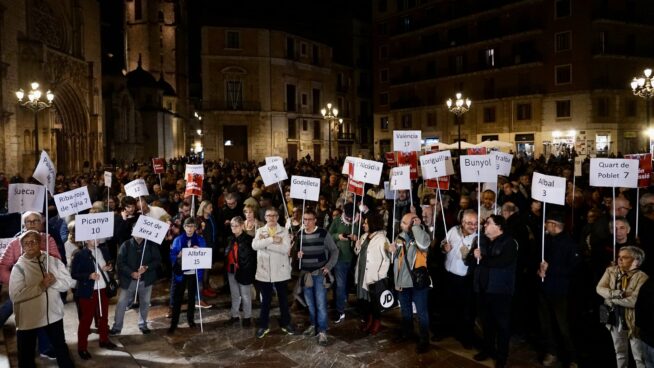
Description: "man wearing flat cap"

(536, 208), (580, 368)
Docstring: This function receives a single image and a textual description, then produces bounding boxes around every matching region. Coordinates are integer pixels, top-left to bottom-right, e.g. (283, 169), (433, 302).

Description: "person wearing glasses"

(440, 209), (479, 349)
(252, 208), (295, 338)
(297, 209), (339, 346)
(467, 214), (517, 368)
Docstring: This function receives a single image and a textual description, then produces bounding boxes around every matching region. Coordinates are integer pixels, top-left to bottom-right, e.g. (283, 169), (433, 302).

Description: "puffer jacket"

(252, 224), (291, 283)
(9, 253), (73, 330)
(354, 231), (391, 291)
(597, 265), (649, 337)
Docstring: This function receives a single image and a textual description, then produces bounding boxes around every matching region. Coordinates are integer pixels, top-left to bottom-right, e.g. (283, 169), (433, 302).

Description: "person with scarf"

(168, 218), (206, 333)
(597, 245), (648, 368)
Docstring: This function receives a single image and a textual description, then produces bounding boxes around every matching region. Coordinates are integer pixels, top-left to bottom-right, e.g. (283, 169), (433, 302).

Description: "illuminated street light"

(446, 92), (472, 154)
(321, 102), (343, 160)
(631, 68), (654, 154)
(16, 82), (55, 164)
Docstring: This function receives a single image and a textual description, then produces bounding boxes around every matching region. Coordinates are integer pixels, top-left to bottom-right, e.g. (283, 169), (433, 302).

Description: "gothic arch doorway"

(52, 81), (89, 174)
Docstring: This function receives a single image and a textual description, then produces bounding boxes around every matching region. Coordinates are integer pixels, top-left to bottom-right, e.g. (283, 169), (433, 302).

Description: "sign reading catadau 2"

(494, 152), (513, 177)
(258, 163), (288, 186)
(393, 130), (422, 152)
(182, 247), (213, 270)
(8, 184), (45, 214)
(32, 151), (56, 193)
(0, 238), (11, 259)
(75, 213), (114, 242)
(290, 175), (321, 201)
(420, 151), (451, 179)
(104, 171), (112, 187)
(589, 158), (639, 188)
(390, 166), (411, 190)
(531, 172), (566, 206)
(184, 164), (204, 178)
(353, 158), (383, 185)
(125, 179), (149, 198)
(459, 154), (497, 183)
(131, 215), (170, 244)
(53, 187), (92, 217)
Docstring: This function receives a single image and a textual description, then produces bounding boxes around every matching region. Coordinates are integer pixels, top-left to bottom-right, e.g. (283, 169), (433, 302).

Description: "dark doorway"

(287, 143), (298, 161)
(223, 125), (248, 161)
(313, 144), (321, 163)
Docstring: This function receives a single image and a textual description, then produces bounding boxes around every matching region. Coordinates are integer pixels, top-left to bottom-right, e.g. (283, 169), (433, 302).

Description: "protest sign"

(182, 247), (213, 270)
(0, 238), (11, 259)
(152, 158), (165, 174)
(53, 187), (92, 217)
(125, 179), (149, 198)
(184, 164), (204, 178)
(184, 173), (203, 197)
(8, 184), (45, 214)
(259, 163), (288, 186)
(75, 213), (114, 241)
(494, 151), (513, 177)
(589, 158), (639, 188)
(290, 175), (321, 201)
(393, 130), (421, 152)
(131, 215), (170, 244)
(390, 166), (411, 190)
(459, 155), (497, 183)
(531, 172), (566, 206)
(104, 171), (112, 187)
(624, 153), (653, 188)
(33, 151), (56, 193)
(420, 151), (451, 179)
(353, 159), (383, 185)
(396, 152), (418, 180)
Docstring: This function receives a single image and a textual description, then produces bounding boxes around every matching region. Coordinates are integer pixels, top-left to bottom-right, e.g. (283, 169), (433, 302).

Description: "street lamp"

(16, 82), (55, 164)
(631, 68), (654, 154)
(320, 103), (343, 160)
(193, 111), (204, 162)
(446, 92), (472, 154)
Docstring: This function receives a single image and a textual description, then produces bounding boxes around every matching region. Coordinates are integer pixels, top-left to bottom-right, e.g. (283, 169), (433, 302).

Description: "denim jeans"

(333, 261), (350, 315)
(399, 287), (430, 341)
(304, 273), (328, 332)
(112, 280), (153, 331)
(0, 298), (12, 326)
(258, 280), (291, 330)
(642, 340), (654, 368)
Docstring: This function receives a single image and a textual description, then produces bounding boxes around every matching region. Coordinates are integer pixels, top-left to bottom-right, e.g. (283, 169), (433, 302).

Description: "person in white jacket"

(252, 208), (296, 338)
(9, 230), (75, 368)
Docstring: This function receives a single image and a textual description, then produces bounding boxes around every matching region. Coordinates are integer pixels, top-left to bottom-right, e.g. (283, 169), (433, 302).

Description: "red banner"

(625, 153), (653, 188)
(347, 179), (364, 196)
(152, 158), (165, 174)
(385, 152), (397, 167)
(184, 173), (203, 197)
(397, 151), (418, 180)
(467, 147), (487, 155)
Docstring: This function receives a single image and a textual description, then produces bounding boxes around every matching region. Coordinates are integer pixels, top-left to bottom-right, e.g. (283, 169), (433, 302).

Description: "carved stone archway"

(52, 81), (89, 174)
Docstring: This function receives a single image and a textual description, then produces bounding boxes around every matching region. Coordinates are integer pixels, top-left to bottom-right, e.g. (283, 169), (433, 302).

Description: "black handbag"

(368, 278), (395, 311)
(99, 269), (119, 298)
(411, 267), (431, 289)
(599, 304), (616, 326)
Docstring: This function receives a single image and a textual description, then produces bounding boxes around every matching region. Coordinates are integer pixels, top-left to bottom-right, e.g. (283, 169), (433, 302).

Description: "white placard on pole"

(342, 156), (359, 175)
(390, 166), (411, 190)
(8, 184), (46, 214)
(420, 151), (451, 179)
(459, 154), (498, 183)
(32, 151), (56, 193)
(258, 163), (288, 186)
(53, 187), (92, 217)
(574, 155), (585, 177)
(125, 179), (149, 198)
(104, 171), (112, 187)
(184, 164), (205, 178)
(384, 181), (395, 200)
(290, 175), (321, 201)
(494, 152), (513, 177)
(181, 247), (213, 270)
(0, 238), (12, 259)
(531, 172), (566, 206)
(75, 213), (115, 241)
(131, 215), (170, 244)
(393, 130), (422, 152)
(589, 158), (639, 188)
(265, 156), (284, 165)
(352, 158), (383, 185)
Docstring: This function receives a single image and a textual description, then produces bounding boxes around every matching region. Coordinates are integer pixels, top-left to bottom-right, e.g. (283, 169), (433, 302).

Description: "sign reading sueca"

(53, 187), (92, 217)
(182, 247), (213, 270)
(353, 158), (383, 185)
(531, 172), (566, 206)
(494, 152), (513, 177)
(184, 164), (204, 178)
(390, 166), (411, 190)
(420, 151), (451, 179)
(459, 154), (497, 183)
(125, 179), (149, 198)
(0, 238), (11, 259)
(589, 158), (639, 188)
(75, 213), (114, 241)
(104, 171), (112, 187)
(8, 184), (45, 214)
(393, 130), (422, 152)
(32, 151), (56, 193)
(131, 215), (170, 244)
(290, 175), (320, 201)
(258, 163), (288, 186)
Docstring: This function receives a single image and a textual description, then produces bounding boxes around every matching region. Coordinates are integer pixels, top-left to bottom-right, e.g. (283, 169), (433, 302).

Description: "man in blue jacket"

(168, 218), (206, 333)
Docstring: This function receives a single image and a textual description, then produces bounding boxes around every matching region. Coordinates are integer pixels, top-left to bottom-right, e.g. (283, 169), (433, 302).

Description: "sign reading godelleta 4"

(290, 175), (321, 201)
(589, 158), (639, 188)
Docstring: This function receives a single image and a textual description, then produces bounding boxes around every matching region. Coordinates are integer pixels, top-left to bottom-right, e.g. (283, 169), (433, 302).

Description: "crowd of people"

(0, 151), (653, 368)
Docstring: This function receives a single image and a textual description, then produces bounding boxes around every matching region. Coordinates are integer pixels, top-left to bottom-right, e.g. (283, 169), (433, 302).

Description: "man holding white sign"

(168, 218), (206, 333)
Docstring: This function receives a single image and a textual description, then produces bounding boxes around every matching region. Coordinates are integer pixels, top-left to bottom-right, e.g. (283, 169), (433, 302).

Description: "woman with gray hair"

(597, 245), (649, 368)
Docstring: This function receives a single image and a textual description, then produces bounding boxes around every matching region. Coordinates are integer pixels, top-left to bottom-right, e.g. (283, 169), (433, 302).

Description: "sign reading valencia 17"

(352, 158), (383, 185)
(393, 130), (421, 152)
(589, 158), (639, 188)
(459, 154), (497, 183)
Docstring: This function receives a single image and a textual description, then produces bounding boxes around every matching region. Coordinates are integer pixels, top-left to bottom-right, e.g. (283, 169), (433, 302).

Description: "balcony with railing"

(337, 132), (356, 143)
(203, 100), (261, 111)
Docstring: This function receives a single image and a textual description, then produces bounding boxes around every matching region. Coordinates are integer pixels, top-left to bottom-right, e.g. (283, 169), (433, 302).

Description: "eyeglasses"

(22, 240), (39, 246)
(230, 224), (242, 228)
(25, 219), (41, 225)
(265, 214), (278, 218)
(303, 217), (316, 222)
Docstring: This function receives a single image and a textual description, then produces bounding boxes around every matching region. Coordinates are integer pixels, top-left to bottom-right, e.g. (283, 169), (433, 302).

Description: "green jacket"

(328, 216), (355, 262)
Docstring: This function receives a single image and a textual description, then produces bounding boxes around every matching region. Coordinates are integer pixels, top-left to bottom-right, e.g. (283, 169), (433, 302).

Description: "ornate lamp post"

(16, 82), (55, 164)
(446, 92), (472, 154)
(321, 103), (343, 160)
(631, 68), (654, 154)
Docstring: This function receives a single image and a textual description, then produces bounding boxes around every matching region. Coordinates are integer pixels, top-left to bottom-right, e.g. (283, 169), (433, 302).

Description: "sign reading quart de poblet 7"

(589, 158), (639, 188)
